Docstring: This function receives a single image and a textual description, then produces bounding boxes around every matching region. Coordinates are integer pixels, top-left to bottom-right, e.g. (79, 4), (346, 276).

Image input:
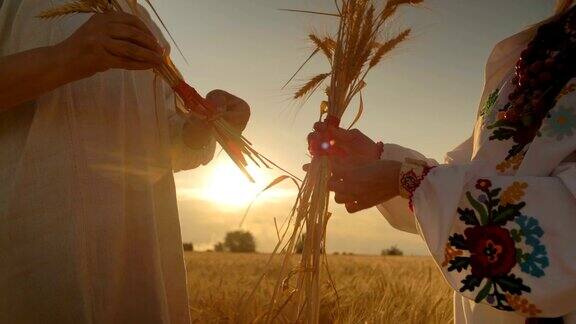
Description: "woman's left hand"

(182, 89), (251, 149)
(329, 159), (402, 213)
(206, 89), (251, 132)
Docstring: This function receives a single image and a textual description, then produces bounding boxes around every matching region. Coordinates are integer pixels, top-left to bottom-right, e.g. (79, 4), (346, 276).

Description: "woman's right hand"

(307, 123), (382, 165)
(56, 12), (164, 79)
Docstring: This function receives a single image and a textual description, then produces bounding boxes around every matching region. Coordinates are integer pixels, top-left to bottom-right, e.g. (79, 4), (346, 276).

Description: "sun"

(194, 159), (294, 209)
(201, 162), (263, 207)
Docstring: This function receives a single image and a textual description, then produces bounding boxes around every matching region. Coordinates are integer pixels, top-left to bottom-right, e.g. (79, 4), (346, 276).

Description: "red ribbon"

(324, 115), (341, 128)
(173, 80), (215, 117)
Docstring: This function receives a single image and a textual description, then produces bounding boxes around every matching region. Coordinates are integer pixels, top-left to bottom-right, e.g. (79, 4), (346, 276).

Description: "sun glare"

(194, 159), (295, 209)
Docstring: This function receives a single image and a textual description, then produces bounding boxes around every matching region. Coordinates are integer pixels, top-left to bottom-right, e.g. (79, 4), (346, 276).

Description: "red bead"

(529, 61), (544, 74)
(539, 72), (553, 83)
(531, 99), (545, 110)
(545, 57), (556, 68)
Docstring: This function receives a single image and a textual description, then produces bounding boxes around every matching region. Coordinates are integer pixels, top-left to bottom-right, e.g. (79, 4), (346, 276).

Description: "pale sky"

(150, 0), (555, 255)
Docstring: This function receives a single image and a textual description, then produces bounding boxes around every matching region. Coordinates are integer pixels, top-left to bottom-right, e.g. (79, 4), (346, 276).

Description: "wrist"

(52, 39), (96, 82)
(390, 160), (402, 197)
(182, 118), (213, 150)
(398, 158), (434, 211)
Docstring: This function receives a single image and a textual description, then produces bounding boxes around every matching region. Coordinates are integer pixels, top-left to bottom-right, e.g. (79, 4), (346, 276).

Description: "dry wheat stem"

(255, 1), (419, 323)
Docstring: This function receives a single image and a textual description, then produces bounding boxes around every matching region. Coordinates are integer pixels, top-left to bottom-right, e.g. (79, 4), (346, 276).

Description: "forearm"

(0, 44), (82, 110)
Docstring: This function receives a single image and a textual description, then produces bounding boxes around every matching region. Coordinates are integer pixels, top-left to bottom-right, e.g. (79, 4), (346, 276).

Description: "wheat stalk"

(294, 73), (331, 100)
(252, 1), (420, 323)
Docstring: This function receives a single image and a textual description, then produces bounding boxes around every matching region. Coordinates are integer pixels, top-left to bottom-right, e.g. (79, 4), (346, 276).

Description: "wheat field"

(184, 252), (453, 324)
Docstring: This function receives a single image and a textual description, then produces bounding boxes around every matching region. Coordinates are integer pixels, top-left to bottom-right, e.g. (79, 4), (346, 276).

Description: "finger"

(206, 89), (230, 113)
(104, 39), (163, 65)
(108, 57), (155, 70)
(345, 201), (365, 214)
(222, 110), (249, 131)
(334, 192), (355, 204)
(108, 24), (162, 53)
(346, 192), (390, 213)
(327, 127), (352, 143)
(307, 132), (320, 144)
(108, 12), (155, 37)
(328, 178), (358, 196)
(207, 89), (251, 117)
(313, 121), (326, 132)
(226, 100), (251, 122)
(346, 200), (375, 213)
(330, 159), (350, 179)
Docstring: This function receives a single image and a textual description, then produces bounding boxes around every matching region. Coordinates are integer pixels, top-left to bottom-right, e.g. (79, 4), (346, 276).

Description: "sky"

(150, 0), (555, 255)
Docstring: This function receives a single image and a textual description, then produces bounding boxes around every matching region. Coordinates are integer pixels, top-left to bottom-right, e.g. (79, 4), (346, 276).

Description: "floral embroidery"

(541, 106), (576, 140)
(496, 153), (524, 173)
(445, 180), (549, 312)
(480, 88), (500, 117)
(488, 109), (540, 160)
(514, 215), (549, 278)
(442, 243), (463, 267)
(500, 182), (528, 206)
(505, 294), (542, 316)
(398, 159), (434, 211)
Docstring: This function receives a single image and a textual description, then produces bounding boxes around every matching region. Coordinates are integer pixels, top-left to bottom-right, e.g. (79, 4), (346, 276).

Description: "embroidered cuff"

(399, 158), (434, 211)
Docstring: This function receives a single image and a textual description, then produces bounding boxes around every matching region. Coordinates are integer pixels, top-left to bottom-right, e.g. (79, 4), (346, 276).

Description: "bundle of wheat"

(38, 0), (286, 182)
(252, 1), (422, 323)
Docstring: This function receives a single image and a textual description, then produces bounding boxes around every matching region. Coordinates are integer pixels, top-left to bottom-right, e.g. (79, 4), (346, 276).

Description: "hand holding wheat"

(58, 12), (164, 76)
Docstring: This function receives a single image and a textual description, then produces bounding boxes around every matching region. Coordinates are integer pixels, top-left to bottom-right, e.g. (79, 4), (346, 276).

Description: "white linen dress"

(378, 20), (576, 324)
(0, 1), (215, 323)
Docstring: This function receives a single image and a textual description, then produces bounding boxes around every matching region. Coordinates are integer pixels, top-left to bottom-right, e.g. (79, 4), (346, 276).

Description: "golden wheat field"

(184, 252), (453, 324)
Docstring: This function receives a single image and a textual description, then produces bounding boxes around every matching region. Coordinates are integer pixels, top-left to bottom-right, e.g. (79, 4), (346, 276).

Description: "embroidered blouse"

(378, 22), (576, 323)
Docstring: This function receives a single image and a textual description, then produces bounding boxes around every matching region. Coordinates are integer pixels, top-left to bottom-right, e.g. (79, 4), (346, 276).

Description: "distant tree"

(214, 242), (225, 252)
(223, 230), (256, 253)
(333, 252), (340, 256)
(381, 245), (404, 256)
(183, 243), (194, 252)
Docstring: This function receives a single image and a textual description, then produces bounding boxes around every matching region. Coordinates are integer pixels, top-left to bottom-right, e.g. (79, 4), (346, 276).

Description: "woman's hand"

(182, 90), (251, 149)
(206, 90), (251, 132)
(329, 159), (401, 213)
(0, 12), (164, 109)
(308, 124), (382, 165)
(57, 12), (164, 79)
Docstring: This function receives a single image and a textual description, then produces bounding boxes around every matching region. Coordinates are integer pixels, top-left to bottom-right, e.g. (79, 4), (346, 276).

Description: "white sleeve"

(376, 138), (472, 234)
(164, 87), (216, 172)
(413, 162), (576, 317)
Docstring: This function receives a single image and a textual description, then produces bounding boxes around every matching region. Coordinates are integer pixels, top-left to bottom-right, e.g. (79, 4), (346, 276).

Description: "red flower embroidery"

(475, 179), (492, 192)
(465, 225), (517, 278)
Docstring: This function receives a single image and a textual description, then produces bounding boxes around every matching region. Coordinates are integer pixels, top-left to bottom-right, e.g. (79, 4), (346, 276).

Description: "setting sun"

(177, 158), (297, 210)
(203, 161), (266, 207)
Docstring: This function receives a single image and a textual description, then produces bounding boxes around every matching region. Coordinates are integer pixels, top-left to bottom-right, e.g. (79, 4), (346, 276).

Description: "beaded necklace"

(489, 7), (576, 159)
